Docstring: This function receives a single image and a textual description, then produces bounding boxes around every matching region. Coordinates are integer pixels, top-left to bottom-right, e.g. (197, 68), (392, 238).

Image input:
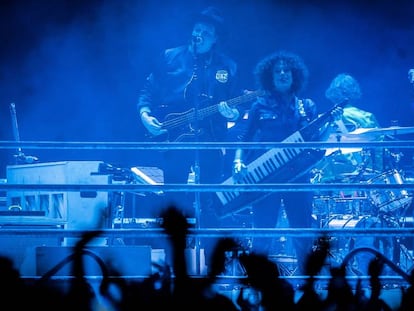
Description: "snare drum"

(366, 169), (413, 215)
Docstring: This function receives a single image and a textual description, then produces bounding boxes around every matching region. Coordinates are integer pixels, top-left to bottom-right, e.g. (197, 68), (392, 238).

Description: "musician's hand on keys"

(218, 101), (240, 121)
(232, 159), (247, 182)
(140, 112), (167, 136)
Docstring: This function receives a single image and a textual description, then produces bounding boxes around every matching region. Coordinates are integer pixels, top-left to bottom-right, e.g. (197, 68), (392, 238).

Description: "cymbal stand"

(111, 189), (126, 245)
(385, 148), (404, 171)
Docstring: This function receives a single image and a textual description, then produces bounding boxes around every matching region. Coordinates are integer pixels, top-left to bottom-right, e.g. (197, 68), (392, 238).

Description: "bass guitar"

(146, 90), (265, 142)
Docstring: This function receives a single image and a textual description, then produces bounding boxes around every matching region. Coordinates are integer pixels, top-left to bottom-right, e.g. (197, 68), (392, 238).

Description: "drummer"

(320, 73), (384, 185)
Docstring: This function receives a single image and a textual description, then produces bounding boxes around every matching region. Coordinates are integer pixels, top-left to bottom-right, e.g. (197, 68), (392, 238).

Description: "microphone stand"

(184, 41), (202, 275)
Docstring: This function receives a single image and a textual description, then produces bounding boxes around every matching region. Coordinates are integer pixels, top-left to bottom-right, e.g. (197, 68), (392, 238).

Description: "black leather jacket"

(241, 94), (317, 141)
(138, 45), (238, 142)
(238, 94), (317, 162)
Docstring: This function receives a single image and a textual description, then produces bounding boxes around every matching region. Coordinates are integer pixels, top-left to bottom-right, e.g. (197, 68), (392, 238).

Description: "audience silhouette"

(0, 205), (413, 310)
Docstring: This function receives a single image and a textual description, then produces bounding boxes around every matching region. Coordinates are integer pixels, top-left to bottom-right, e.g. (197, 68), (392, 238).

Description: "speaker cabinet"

(36, 245), (152, 277)
(0, 236), (61, 277)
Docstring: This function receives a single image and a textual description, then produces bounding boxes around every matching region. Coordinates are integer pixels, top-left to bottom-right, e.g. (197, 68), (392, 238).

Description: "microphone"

(192, 36), (203, 44)
(408, 69), (414, 84)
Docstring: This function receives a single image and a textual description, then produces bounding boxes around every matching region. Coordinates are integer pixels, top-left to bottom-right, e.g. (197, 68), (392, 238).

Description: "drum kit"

(311, 126), (414, 274)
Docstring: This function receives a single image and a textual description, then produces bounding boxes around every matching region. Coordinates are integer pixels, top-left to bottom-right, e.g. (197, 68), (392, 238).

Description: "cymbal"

(339, 171), (379, 178)
(327, 128), (375, 142)
(344, 126), (414, 138)
(325, 129), (367, 155)
(325, 126), (414, 155)
(325, 147), (362, 156)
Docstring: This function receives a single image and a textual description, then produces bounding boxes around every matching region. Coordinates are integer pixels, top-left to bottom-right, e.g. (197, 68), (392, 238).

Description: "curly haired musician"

(325, 72), (383, 168)
(326, 73), (380, 131)
(316, 73), (383, 184)
(232, 50), (334, 274)
(137, 7), (242, 232)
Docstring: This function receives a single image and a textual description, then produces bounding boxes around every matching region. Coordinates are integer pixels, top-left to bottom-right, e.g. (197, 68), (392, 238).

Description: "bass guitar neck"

(147, 90), (265, 142)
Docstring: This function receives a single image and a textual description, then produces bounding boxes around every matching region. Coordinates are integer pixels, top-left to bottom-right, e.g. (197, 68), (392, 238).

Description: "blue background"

(1, 0), (414, 175)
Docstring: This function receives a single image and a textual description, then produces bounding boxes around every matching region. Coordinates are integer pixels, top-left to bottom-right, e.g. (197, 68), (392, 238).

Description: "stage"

(0, 141), (414, 309)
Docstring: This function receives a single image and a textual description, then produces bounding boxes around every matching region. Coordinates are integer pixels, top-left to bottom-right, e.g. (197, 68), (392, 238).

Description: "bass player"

(137, 6), (244, 249)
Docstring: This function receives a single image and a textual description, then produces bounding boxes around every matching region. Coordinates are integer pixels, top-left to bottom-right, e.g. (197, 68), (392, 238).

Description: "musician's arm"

(138, 71), (167, 137)
(139, 109), (166, 137)
(234, 148), (243, 163)
(318, 106), (344, 141)
(138, 87), (164, 137)
(232, 148), (247, 181)
(139, 106), (151, 116)
(231, 104), (260, 180)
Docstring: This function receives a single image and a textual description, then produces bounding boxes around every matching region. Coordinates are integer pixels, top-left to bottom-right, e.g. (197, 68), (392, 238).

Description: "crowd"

(1, 205), (414, 310)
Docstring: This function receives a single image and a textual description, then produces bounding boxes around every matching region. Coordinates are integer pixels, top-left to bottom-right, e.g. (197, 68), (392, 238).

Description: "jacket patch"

(216, 70), (229, 83)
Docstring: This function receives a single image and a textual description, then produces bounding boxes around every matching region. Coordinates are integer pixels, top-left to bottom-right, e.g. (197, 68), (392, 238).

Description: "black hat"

(194, 6), (225, 36)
